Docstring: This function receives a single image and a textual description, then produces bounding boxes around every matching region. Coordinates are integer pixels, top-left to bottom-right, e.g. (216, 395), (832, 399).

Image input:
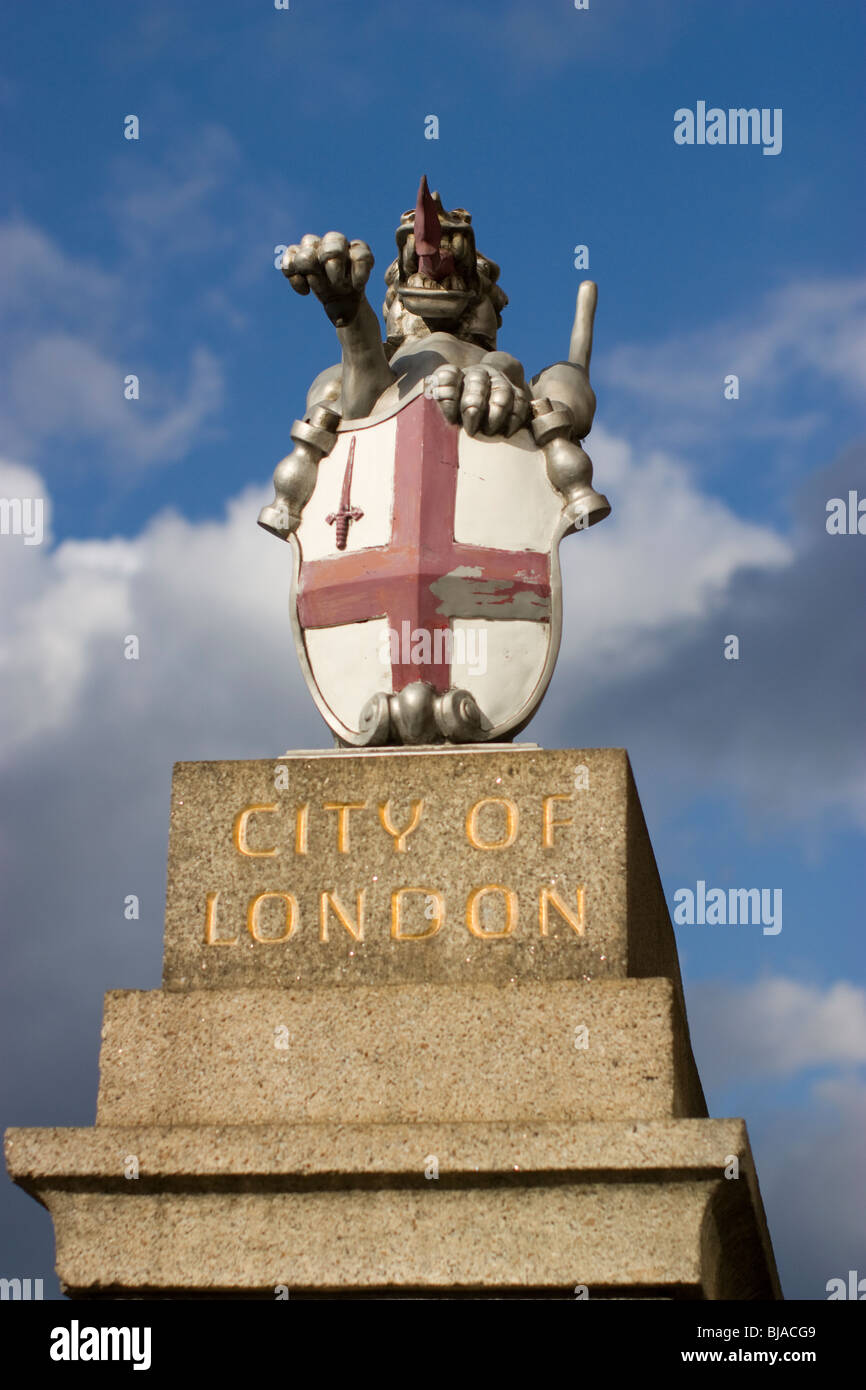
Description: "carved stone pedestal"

(5, 749), (781, 1299)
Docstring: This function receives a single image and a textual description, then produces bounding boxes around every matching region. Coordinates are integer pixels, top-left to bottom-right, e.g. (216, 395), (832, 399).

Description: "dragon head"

(383, 177), (508, 354)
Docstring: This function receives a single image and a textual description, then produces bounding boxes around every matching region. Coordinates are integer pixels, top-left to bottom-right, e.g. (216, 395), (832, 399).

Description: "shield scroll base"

(357, 681), (492, 747)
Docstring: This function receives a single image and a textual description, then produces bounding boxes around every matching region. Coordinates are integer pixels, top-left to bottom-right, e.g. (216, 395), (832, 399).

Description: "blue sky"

(1, 0), (864, 1299)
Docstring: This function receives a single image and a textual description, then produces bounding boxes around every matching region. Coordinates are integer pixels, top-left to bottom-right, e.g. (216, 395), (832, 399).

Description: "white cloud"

(3, 414), (863, 838)
(739, 1074), (866, 1299)
(0, 221), (120, 325)
(103, 122), (303, 289)
(7, 336), (222, 467)
(0, 459), (310, 760)
(0, 220), (226, 470)
(597, 274), (866, 443)
(556, 425), (792, 680)
(0, 418), (796, 768)
(5, 415), (862, 844)
(106, 124), (244, 262)
(539, 433), (866, 833)
(686, 974), (866, 1296)
(690, 977), (866, 1087)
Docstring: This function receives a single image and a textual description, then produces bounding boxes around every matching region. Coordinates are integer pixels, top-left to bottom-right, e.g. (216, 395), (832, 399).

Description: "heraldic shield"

(290, 386), (574, 747)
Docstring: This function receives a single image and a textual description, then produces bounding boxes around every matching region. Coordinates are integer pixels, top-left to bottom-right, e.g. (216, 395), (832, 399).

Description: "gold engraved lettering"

(391, 887), (443, 939)
(465, 797), (519, 850)
(247, 891), (297, 943)
(542, 793), (574, 847)
(320, 889), (365, 941)
(233, 803), (279, 857)
(324, 801), (367, 853)
(378, 799), (424, 852)
(295, 803), (309, 855)
(539, 885), (586, 936)
(204, 890), (238, 945)
(466, 884), (517, 938)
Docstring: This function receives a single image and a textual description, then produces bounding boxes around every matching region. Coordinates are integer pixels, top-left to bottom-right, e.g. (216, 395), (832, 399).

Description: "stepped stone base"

(6, 1119), (780, 1299)
(4, 749), (781, 1299)
(95, 979), (706, 1126)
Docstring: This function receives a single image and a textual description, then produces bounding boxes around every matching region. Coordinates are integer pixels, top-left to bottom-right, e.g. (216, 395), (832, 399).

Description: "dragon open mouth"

(394, 176), (479, 321)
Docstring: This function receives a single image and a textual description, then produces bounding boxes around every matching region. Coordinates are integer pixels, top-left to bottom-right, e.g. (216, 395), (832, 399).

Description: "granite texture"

(5, 1119), (781, 1299)
(94, 979), (707, 1127)
(163, 748), (687, 995)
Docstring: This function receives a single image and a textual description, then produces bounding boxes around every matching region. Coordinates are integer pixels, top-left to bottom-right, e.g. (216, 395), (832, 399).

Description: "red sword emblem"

(326, 436), (364, 550)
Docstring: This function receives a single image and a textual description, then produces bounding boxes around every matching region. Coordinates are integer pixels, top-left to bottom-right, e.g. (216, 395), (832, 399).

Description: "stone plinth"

(4, 748), (781, 1299)
(6, 1120), (780, 1299)
(163, 748), (684, 992)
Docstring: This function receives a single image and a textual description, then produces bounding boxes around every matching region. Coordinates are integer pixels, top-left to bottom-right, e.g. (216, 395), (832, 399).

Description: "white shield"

(290, 385), (567, 744)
